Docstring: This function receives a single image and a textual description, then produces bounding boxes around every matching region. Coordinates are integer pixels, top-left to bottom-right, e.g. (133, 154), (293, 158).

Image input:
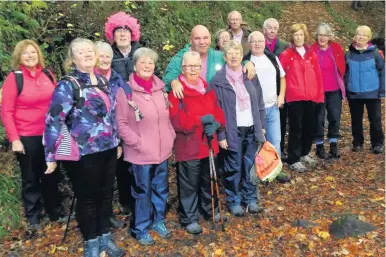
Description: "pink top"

(316, 47), (340, 92)
(1, 65), (56, 141)
(232, 30), (243, 43)
(94, 68), (112, 80)
(200, 55), (208, 80)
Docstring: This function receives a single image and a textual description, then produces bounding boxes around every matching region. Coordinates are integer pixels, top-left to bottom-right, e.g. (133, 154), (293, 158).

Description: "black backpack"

(13, 68), (55, 96)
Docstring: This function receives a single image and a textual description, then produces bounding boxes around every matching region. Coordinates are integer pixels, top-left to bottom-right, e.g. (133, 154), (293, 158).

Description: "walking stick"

(62, 196), (75, 244)
(207, 136), (225, 232)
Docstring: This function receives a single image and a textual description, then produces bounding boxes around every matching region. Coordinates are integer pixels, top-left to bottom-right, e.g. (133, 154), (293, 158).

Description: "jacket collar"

(349, 43), (376, 53)
(215, 65), (248, 89)
(20, 64), (42, 78)
(129, 73), (165, 93)
(178, 75), (209, 96)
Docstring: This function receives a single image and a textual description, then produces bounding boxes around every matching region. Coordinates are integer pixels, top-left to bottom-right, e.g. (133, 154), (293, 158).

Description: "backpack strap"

(62, 76), (83, 106)
(13, 71), (23, 96)
(42, 68), (55, 84)
(127, 100), (144, 122)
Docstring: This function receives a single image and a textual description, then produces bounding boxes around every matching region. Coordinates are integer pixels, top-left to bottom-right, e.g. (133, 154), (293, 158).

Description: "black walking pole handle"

(206, 135), (213, 149)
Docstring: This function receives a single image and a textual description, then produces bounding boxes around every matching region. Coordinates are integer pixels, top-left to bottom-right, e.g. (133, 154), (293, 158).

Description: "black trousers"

(280, 103), (288, 152)
(348, 98), (384, 147)
(315, 90), (342, 142)
(115, 156), (132, 208)
(16, 136), (63, 225)
(64, 148), (117, 241)
(287, 101), (318, 165)
(177, 158), (217, 226)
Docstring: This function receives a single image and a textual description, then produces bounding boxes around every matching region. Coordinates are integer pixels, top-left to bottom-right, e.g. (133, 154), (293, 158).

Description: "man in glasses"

(227, 11), (251, 54)
(164, 25), (256, 99)
(243, 31), (291, 183)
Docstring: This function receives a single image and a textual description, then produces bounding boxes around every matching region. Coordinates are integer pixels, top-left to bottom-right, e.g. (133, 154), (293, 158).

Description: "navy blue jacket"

(345, 44), (385, 99)
(109, 69), (132, 98)
(210, 67), (266, 152)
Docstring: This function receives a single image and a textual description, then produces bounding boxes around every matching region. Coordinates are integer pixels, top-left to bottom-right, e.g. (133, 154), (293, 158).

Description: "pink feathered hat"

(104, 12), (141, 43)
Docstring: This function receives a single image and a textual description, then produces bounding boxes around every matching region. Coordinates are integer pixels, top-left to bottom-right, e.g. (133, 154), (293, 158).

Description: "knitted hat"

(104, 12), (141, 43)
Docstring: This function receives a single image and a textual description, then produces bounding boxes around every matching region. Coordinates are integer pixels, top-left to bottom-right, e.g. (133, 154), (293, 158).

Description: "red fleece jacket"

(1, 65), (56, 141)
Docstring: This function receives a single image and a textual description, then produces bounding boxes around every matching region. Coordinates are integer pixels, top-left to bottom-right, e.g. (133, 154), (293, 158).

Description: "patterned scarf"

(225, 65), (250, 111)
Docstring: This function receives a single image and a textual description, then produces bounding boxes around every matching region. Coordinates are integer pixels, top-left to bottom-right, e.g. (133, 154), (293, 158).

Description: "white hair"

(315, 23), (335, 40)
(95, 41), (113, 57)
(263, 18), (279, 29)
(132, 47), (159, 66)
(182, 51), (200, 66)
(248, 31), (264, 42)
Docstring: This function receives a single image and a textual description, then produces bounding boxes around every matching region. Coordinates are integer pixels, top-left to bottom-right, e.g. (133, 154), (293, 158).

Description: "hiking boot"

(329, 142), (341, 158)
(119, 204), (131, 215)
(185, 222), (202, 234)
(99, 232), (125, 257)
(245, 202), (263, 214)
(315, 144), (329, 159)
(110, 214), (125, 229)
(352, 144), (363, 152)
(300, 155), (317, 166)
(137, 233), (155, 246)
(372, 145), (384, 154)
(230, 205), (244, 217)
(24, 224), (40, 240)
(276, 171), (291, 183)
(289, 162), (307, 173)
(152, 222), (171, 238)
(84, 238), (100, 257)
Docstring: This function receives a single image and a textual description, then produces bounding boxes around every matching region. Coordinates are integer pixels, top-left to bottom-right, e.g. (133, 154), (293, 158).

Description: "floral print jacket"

(44, 70), (119, 162)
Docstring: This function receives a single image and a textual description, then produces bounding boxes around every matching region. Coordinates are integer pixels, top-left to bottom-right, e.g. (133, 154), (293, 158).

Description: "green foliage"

(324, 1), (358, 38)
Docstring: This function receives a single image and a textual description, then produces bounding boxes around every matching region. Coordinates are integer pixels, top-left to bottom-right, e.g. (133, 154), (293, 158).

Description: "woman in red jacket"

(279, 24), (324, 172)
(1, 40), (63, 238)
(169, 51), (226, 235)
(311, 23), (346, 159)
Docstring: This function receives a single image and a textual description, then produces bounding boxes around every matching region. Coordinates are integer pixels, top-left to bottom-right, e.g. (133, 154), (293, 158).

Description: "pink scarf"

(265, 37), (277, 53)
(225, 65), (250, 111)
(94, 68), (112, 81)
(134, 73), (153, 94)
(178, 74), (206, 94)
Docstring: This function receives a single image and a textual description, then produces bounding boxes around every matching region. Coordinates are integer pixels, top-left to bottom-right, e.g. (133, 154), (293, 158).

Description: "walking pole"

(62, 196), (75, 244)
(207, 136), (216, 230)
(207, 136), (225, 232)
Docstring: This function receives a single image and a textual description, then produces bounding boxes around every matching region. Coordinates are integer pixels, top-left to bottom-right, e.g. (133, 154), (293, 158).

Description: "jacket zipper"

(150, 97), (162, 162)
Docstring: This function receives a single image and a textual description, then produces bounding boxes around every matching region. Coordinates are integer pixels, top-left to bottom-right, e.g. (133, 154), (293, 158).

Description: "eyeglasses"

(249, 40), (265, 45)
(115, 28), (131, 33)
(317, 34), (330, 38)
(182, 64), (201, 71)
(356, 33), (368, 37)
(219, 36), (231, 41)
(226, 52), (241, 57)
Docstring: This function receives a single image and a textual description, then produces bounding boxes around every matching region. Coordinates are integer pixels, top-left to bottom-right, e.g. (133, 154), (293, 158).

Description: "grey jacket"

(210, 67), (266, 152)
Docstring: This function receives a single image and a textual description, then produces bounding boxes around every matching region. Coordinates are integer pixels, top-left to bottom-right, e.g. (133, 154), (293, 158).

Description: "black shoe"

(372, 145), (384, 154)
(24, 224), (40, 240)
(352, 144), (363, 152)
(316, 144), (329, 159)
(329, 142), (341, 158)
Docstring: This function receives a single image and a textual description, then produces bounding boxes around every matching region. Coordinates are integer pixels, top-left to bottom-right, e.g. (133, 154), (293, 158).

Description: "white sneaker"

(289, 162), (307, 172)
(300, 155), (317, 166)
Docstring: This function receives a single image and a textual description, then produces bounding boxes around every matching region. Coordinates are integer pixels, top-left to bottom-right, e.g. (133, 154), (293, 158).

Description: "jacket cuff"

(217, 129), (226, 141)
(46, 152), (55, 163)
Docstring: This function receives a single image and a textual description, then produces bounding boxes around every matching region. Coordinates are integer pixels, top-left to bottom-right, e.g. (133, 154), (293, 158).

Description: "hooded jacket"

(168, 76), (225, 162)
(116, 74), (175, 165)
(344, 44), (385, 99)
(279, 44), (324, 103)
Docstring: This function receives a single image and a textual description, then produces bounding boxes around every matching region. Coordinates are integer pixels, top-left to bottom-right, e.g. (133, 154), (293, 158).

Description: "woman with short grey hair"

(215, 29), (232, 51)
(116, 47), (175, 245)
(311, 23), (346, 159)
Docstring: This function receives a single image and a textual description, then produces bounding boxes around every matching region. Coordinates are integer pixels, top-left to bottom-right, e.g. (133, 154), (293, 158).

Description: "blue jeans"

(265, 105), (281, 157)
(129, 160), (168, 237)
(224, 126), (259, 207)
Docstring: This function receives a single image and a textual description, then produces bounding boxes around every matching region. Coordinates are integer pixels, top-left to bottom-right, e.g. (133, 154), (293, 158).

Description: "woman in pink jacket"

(115, 47), (175, 246)
(1, 40), (63, 238)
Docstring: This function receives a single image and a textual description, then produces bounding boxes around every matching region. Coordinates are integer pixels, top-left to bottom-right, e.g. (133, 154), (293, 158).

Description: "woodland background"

(0, 1), (385, 256)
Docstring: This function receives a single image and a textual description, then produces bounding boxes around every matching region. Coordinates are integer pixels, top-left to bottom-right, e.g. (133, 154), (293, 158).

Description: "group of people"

(0, 10), (384, 257)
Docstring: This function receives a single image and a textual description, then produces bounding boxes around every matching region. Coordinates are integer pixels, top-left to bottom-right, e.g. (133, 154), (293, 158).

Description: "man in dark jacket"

(227, 11), (251, 54)
(263, 18), (289, 160)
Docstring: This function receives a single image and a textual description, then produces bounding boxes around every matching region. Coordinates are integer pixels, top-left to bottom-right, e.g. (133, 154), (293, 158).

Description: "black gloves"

(200, 114), (215, 125)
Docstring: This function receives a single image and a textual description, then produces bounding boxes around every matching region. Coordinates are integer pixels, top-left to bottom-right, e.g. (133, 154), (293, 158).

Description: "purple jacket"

(210, 66), (266, 152)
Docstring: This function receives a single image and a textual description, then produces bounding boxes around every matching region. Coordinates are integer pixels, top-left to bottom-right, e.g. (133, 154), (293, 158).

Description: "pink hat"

(104, 12), (141, 43)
